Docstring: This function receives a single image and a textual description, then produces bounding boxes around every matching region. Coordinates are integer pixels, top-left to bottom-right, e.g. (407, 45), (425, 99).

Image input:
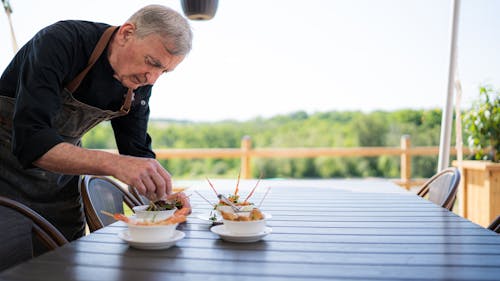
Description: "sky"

(0, 0), (499, 122)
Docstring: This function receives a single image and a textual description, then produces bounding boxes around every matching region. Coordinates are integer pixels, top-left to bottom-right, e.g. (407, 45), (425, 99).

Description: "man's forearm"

(33, 142), (173, 200)
(33, 142), (120, 176)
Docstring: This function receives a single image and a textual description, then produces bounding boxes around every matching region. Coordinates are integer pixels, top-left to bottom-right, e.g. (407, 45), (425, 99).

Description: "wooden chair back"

(488, 215), (500, 234)
(80, 175), (140, 232)
(417, 167), (461, 211)
(128, 185), (150, 206)
(0, 196), (68, 271)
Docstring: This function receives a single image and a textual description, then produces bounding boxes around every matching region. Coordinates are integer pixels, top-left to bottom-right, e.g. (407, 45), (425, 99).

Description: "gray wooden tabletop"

(1, 179), (499, 281)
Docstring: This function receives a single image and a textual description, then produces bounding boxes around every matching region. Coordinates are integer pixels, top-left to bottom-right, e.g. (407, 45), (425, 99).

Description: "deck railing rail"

(105, 135), (468, 190)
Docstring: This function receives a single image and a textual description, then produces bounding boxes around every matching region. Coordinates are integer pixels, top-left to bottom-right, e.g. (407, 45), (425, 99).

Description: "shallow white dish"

(118, 230), (185, 250)
(210, 225), (272, 243)
(197, 212), (272, 223)
(196, 212), (223, 223)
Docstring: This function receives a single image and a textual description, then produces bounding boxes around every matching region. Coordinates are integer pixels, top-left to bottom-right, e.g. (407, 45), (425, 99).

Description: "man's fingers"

(150, 172), (166, 199)
(119, 158), (172, 201)
(133, 182), (147, 198)
(141, 175), (158, 200)
(157, 166), (172, 195)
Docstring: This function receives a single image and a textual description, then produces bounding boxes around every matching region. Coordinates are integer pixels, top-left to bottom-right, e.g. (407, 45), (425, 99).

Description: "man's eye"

(145, 56), (164, 69)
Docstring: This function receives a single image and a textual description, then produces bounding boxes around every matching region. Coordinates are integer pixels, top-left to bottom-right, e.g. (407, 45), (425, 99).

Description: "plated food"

(110, 176), (272, 246)
(199, 174), (272, 239)
(104, 192), (193, 249)
(208, 175), (259, 213)
(201, 173), (267, 222)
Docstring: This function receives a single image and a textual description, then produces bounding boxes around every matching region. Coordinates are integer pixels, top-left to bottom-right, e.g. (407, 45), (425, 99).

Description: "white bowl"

(133, 205), (177, 222)
(127, 222), (178, 241)
(222, 216), (267, 235)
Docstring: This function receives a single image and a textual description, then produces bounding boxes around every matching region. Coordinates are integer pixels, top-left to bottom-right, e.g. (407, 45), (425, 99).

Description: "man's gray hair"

(127, 4), (193, 55)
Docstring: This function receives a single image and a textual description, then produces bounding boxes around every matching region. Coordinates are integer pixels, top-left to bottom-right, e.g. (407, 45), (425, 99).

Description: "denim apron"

(0, 26), (134, 243)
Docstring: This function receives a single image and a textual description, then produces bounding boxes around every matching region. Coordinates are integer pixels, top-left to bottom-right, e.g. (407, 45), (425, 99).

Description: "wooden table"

(1, 179), (500, 281)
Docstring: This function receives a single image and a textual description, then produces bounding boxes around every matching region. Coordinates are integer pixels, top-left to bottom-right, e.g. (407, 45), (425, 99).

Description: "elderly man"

(0, 4), (192, 245)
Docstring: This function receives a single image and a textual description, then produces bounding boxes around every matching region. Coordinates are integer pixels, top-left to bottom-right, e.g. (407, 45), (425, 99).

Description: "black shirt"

(0, 20), (155, 168)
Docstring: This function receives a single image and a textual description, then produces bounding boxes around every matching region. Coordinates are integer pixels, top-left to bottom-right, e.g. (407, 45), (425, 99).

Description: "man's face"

(111, 25), (185, 90)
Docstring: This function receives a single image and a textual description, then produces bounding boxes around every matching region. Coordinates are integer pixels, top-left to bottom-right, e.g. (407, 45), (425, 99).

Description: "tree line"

(82, 109), (450, 179)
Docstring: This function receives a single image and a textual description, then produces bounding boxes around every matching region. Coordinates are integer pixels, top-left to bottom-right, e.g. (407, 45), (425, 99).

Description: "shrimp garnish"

(242, 172), (263, 204)
(101, 211), (130, 223)
(167, 192), (192, 216)
(101, 211), (186, 225)
(234, 170), (241, 197)
(205, 171), (264, 207)
(113, 213), (130, 223)
(206, 177), (219, 197)
(135, 214), (187, 225)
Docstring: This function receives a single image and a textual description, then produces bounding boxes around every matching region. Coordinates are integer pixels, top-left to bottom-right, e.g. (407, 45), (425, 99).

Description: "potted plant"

(454, 85), (500, 227)
(463, 85), (500, 162)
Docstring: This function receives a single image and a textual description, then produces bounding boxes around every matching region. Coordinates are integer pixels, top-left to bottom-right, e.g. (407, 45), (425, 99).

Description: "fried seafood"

(220, 208), (264, 221)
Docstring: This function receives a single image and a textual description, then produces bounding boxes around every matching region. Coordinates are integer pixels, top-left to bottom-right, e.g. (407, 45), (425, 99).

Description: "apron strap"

(65, 26), (118, 93)
(120, 88), (134, 114)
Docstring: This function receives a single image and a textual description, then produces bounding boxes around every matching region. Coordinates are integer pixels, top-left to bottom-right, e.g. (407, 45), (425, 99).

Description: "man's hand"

(111, 155), (172, 201)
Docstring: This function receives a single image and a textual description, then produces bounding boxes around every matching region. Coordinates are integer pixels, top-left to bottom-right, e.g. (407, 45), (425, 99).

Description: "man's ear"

(117, 23), (135, 44)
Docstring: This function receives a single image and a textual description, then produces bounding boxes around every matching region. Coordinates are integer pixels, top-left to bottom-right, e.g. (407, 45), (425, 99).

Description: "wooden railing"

(141, 135), (469, 190)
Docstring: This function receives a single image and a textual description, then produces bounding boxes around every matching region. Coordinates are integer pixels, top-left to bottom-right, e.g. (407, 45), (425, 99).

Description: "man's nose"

(146, 70), (163, 84)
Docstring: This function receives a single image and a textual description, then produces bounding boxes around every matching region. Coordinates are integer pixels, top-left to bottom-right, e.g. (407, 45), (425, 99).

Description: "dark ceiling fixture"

(181, 0), (218, 21)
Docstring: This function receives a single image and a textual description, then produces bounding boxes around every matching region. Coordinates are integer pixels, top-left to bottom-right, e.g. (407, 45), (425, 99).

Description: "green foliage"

(81, 121), (116, 149)
(82, 109), (446, 179)
(463, 85), (500, 162)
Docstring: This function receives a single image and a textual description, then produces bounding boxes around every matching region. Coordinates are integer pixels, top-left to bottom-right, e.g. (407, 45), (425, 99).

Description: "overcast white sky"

(0, 0), (499, 122)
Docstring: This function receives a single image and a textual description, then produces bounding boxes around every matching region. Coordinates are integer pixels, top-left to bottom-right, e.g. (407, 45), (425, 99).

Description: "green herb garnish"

(146, 199), (178, 211)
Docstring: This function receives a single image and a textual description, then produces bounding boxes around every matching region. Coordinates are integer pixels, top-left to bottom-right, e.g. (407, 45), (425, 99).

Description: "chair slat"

(416, 167), (460, 211)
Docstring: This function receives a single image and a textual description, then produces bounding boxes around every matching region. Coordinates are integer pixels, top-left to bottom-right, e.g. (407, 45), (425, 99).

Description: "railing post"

(241, 136), (252, 179)
(400, 135), (411, 190)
